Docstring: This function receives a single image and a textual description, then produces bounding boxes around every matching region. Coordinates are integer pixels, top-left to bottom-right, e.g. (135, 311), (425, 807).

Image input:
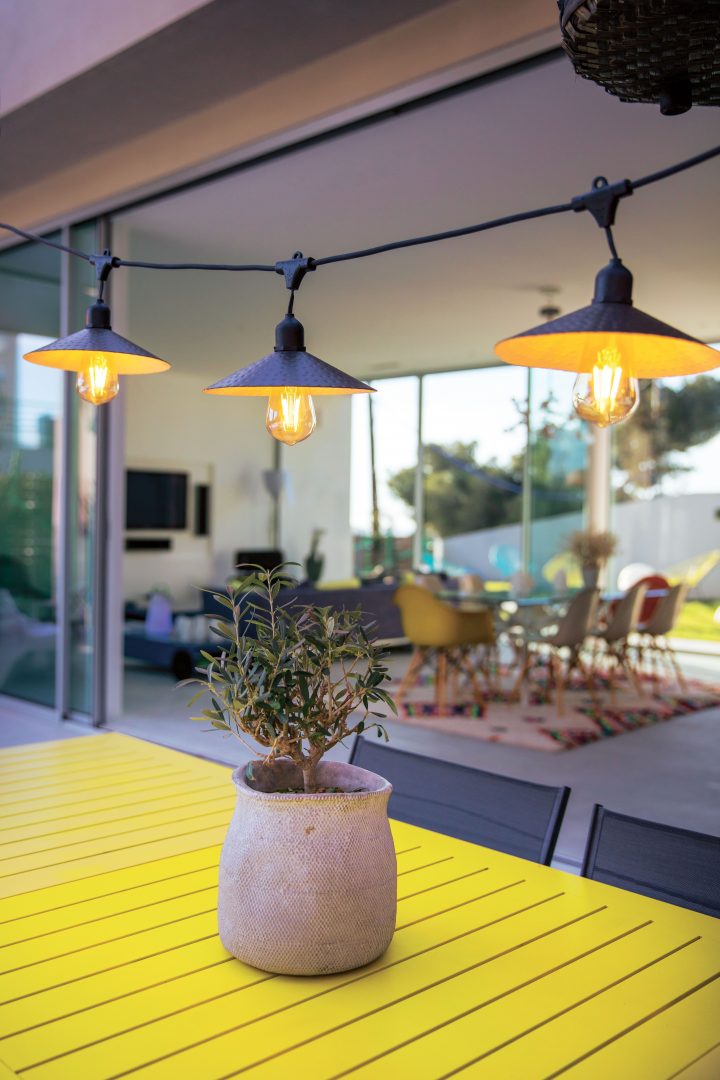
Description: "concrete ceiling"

(117, 53), (720, 381)
(0, 0), (447, 197)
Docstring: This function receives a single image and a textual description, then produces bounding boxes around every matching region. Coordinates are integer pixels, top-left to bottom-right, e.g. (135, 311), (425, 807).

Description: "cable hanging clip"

(572, 176), (634, 229)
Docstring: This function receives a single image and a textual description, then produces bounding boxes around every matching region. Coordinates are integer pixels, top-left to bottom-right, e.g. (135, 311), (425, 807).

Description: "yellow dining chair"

(393, 584), (496, 713)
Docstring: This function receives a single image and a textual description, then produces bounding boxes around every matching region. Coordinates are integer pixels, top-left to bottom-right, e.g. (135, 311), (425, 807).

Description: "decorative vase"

(582, 564), (600, 588)
(218, 758), (397, 975)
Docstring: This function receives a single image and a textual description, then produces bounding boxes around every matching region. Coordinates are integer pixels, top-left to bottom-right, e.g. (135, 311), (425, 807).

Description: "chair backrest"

(552, 588), (599, 648)
(632, 574), (669, 624)
(582, 805), (720, 917)
(413, 573), (444, 593)
(641, 582), (688, 637)
(603, 581), (648, 642)
(349, 738), (570, 865)
(459, 573), (484, 596)
(393, 584), (493, 648)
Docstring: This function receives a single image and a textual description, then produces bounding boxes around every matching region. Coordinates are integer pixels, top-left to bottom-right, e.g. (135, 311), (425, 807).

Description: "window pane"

(611, 364), (720, 638)
(422, 367), (527, 580)
(350, 377), (419, 576)
(528, 369), (587, 593)
(0, 239), (61, 706)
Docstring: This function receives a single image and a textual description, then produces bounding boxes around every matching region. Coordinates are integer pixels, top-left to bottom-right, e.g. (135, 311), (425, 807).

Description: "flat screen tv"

(126, 470), (188, 530)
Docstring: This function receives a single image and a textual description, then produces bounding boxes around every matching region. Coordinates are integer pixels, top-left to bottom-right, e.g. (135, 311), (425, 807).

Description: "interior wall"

(279, 398), (353, 583)
(123, 373), (270, 606)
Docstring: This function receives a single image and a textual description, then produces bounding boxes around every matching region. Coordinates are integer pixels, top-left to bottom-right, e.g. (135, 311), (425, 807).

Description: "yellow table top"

(0, 732), (718, 1079)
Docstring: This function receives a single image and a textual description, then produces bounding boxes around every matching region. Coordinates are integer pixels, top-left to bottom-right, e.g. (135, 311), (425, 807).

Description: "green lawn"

(672, 600), (720, 642)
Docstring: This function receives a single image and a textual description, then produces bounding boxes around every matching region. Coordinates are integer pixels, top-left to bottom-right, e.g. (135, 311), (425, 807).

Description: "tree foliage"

(614, 376), (720, 497)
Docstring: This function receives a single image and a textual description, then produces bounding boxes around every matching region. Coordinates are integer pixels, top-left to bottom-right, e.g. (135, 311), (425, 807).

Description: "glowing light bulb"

(572, 346), (639, 428)
(265, 387), (317, 445)
(76, 353), (119, 405)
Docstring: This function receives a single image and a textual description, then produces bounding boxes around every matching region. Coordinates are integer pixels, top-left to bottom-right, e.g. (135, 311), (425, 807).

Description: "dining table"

(0, 732), (718, 1079)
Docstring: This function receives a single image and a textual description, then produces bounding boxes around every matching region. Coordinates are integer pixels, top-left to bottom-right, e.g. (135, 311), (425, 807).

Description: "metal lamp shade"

(23, 302), (169, 375)
(495, 259), (719, 379)
(203, 315), (373, 397)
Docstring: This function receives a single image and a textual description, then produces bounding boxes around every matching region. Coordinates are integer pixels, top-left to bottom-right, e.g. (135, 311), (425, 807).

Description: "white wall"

(280, 397), (353, 582)
(123, 374), (271, 607)
(441, 493), (720, 598)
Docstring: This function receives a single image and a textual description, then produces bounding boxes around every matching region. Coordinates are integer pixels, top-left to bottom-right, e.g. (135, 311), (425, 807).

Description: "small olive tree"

(185, 566), (396, 792)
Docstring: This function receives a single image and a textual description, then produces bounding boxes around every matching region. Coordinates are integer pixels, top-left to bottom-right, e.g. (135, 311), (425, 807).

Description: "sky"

(15, 334), (61, 448)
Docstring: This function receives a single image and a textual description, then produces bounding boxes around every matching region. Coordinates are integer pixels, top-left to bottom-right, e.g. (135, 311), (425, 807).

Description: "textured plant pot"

(218, 758), (397, 976)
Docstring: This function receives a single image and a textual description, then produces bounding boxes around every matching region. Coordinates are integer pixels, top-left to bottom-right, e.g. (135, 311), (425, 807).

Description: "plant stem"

(302, 761), (317, 793)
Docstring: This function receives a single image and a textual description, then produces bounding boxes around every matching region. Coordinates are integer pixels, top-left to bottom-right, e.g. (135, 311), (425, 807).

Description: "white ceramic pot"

(218, 757), (396, 976)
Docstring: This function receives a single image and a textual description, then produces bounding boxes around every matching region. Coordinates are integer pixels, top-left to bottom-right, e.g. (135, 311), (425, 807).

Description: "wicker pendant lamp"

(559, 0), (720, 115)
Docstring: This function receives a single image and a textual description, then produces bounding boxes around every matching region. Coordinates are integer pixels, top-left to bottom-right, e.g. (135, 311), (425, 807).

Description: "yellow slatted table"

(0, 733), (718, 1079)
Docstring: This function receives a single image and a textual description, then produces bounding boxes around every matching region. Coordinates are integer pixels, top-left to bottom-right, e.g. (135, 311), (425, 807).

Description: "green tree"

(614, 375), (720, 497)
(388, 442), (523, 538)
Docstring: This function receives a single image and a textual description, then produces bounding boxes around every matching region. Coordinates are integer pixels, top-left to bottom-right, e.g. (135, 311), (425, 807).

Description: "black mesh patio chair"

(349, 738), (569, 865)
(581, 805), (720, 918)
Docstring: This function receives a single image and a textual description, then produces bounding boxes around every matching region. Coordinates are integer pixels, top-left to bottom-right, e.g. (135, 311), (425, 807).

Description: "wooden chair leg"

(459, 649), (485, 706)
(553, 649), (566, 717)
(436, 650), (448, 715)
(620, 642), (643, 696)
(665, 639), (689, 693)
(396, 648), (424, 707)
(510, 645), (532, 701)
(576, 655), (599, 708)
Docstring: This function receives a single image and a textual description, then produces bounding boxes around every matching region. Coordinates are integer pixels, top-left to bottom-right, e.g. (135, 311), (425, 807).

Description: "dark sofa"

(201, 582), (405, 644)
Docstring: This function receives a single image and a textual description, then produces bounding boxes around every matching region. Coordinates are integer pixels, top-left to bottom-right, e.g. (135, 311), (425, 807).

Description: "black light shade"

(23, 301), (170, 375)
(495, 259), (719, 379)
(203, 315), (373, 396)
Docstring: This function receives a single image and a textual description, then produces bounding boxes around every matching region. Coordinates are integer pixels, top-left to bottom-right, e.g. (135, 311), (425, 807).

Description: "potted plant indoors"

(185, 565), (397, 976)
(566, 529), (618, 587)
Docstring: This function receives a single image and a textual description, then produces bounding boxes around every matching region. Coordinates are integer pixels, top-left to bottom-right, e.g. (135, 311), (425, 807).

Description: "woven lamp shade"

(495, 260), (720, 378)
(559, 0), (720, 113)
(23, 302), (169, 375)
(204, 315), (373, 397)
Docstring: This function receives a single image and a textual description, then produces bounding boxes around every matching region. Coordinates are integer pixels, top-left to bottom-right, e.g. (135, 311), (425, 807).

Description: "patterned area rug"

(388, 669), (720, 752)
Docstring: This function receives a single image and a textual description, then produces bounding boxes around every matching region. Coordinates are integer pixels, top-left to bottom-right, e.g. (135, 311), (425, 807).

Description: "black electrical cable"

(117, 259), (276, 272)
(0, 222), (93, 261)
(0, 143), (718, 275)
(313, 202), (573, 266)
(630, 144), (720, 190)
(604, 226), (620, 260)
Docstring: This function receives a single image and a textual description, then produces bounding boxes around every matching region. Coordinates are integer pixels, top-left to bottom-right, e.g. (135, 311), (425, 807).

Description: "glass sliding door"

(610, 364), (720, 637)
(350, 377), (419, 576)
(0, 222), (101, 717)
(0, 238), (62, 706)
(422, 367), (527, 582)
(527, 369), (587, 593)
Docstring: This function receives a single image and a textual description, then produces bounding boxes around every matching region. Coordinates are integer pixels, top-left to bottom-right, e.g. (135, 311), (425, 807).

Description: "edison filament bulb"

(76, 353), (119, 405)
(572, 345), (639, 428)
(265, 387), (317, 445)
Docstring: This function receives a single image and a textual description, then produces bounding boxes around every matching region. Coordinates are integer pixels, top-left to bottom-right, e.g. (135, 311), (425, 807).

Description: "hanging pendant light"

(495, 256), (718, 428)
(204, 312), (373, 445)
(23, 253), (169, 405)
(203, 254), (373, 445)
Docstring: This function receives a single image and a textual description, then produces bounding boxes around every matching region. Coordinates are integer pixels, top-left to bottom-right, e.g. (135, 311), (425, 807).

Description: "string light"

(11, 144), (720, 442)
